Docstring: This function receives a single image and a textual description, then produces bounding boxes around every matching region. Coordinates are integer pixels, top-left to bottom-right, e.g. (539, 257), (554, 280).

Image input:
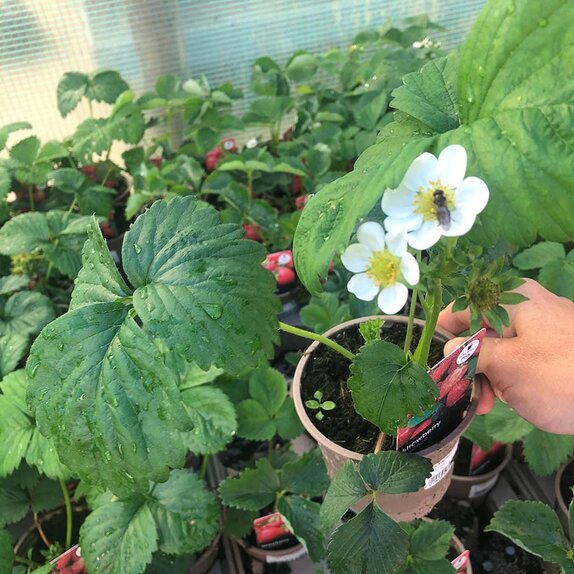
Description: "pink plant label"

(51, 544), (85, 574)
(396, 329), (486, 453)
(451, 549), (470, 572)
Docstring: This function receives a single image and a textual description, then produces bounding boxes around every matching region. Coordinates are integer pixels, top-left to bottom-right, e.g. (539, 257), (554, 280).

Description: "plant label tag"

(451, 549), (470, 572)
(52, 544), (85, 573)
(253, 512), (297, 551)
(397, 329), (486, 452)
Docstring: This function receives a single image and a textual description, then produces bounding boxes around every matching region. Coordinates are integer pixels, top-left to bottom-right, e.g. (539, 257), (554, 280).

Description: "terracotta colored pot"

(448, 443), (513, 503)
(554, 458), (574, 534)
(292, 315), (480, 522)
(235, 536), (306, 564)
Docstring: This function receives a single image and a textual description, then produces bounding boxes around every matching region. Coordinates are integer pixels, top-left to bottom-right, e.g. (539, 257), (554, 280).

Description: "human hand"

(438, 278), (574, 434)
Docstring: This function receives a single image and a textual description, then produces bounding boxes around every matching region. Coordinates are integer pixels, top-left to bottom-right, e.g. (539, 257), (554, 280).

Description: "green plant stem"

(66, 197), (77, 215)
(14, 555), (40, 568)
(413, 278), (442, 368)
(59, 477), (73, 550)
(278, 322), (355, 361)
(403, 286), (418, 355)
(34, 512), (51, 548)
(200, 455), (210, 480)
(45, 261), (54, 283)
(149, 483), (158, 497)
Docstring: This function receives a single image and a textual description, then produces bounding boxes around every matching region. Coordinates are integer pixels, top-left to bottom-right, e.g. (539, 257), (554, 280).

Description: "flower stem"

(278, 322), (355, 361)
(59, 477), (73, 550)
(34, 512), (51, 549)
(374, 432), (386, 454)
(413, 278), (442, 368)
(403, 286), (418, 356)
(200, 455), (210, 480)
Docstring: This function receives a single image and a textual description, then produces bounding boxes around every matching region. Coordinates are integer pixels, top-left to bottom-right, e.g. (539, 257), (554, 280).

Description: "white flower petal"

(381, 186), (417, 217)
(377, 283), (408, 314)
(384, 213), (424, 234)
(385, 228), (408, 256)
(407, 220), (442, 250)
(401, 152), (438, 191)
(341, 243), (372, 272)
(442, 210), (476, 237)
(347, 273), (380, 301)
(400, 253), (420, 285)
(357, 222), (385, 252)
(454, 176), (489, 215)
(437, 145), (467, 189)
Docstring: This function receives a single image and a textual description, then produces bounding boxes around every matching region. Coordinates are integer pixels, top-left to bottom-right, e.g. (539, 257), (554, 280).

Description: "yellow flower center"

(367, 250), (401, 287)
(413, 179), (455, 221)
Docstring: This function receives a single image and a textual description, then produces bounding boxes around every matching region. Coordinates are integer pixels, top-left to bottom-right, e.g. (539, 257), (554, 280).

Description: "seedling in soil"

(305, 390), (336, 421)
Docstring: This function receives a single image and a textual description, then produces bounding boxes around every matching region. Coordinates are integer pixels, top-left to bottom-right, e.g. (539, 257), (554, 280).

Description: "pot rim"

(292, 315), (480, 461)
(451, 442), (513, 484)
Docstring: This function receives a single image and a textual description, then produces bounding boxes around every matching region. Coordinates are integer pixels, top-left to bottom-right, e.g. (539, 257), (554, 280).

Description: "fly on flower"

(341, 222), (419, 314)
(382, 145), (489, 250)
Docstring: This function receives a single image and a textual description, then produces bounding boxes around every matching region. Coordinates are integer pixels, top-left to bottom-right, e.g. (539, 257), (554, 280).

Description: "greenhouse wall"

(1, 0), (485, 142)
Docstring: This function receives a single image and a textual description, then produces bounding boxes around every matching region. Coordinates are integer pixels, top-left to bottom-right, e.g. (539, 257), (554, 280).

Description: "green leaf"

(124, 197), (280, 374)
(484, 400), (533, 443)
(356, 91), (391, 131)
(0, 122), (32, 151)
(0, 334), (28, 379)
(57, 72), (88, 116)
(235, 399), (275, 441)
(486, 500), (569, 563)
(49, 168), (86, 193)
(80, 499), (158, 574)
(87, 71), (130, 104)
(320, 460), (368, 531)
(180, 385), (236, 454)
(278, 496), (324, 562)
(0, 167), (9, 199)
(72, 118), (112, 158)
(10, 136), (40, 165)
(150, 470), (219, 555)
(0, 292), (55, 338)
(285, 52), (317, 82)
(464, 415), (495, 452)
(391, 55), (459, 133)
(523, 429), (574, 476)
(249, 366), (286, 416)
(348, 341), (438, 434)
(0, 475), (29, 526)
(179, 363), (224, 389)
(280, 449), (329, 498)
(27, 302), (191, 496)
(409, 519), (454, 561)
(498, 292), (529, 305)
(0, 529), (13, 574)
(244, 96), (293, 124)
(0, 275), (29, 296)
(327, 502), (409, 574)
(358, 451), (432, 494)
(513, 242), (565, 270)
(218, 458), (279, 511)
(0, 370), (67, 478)
(274, 397), (305, 440)
(300, 293), (351, 334)
(307, 148), (331, 177)
(538, 258), (574, 298)
(222, 507), (259, 538)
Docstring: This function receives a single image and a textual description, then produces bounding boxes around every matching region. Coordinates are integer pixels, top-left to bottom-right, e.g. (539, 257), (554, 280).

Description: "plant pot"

(292, 315), (480, 522)
(448, 443), (513, 504)
(451, 531), (473, 573)
(235, 536), (306, 564)
(185, 533), (221, 574)
(554, 457), (574, 534)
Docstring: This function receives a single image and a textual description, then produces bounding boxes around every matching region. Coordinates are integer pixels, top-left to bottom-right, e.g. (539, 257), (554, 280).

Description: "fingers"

(443, 335), (509, 378)
(437, 304), (472, 335)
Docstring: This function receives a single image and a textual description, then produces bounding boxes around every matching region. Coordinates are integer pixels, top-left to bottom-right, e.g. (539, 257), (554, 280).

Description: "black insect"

(433, 188), (451, 230)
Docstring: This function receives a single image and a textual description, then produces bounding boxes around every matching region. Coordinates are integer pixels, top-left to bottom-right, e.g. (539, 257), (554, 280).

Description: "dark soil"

(429, 497), (479, 550)
(453, 438), (507, 477)
(560, 460), (574, 508)
(300, 322), (444, 454)
(218, 437), (268, 471)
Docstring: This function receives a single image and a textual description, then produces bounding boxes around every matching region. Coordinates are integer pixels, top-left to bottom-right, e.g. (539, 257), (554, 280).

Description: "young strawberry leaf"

(0, 292), (55, 338)
(407, 519), (454, 561)
(279, 449), (330, 498)
(278, 496), (324, 562)
(0, 334), (28, 379)
(0, 529), (12, 574)
(80, 498), (158, 574)
(522, 429), (574, 476)
(348, 340), (438, 434)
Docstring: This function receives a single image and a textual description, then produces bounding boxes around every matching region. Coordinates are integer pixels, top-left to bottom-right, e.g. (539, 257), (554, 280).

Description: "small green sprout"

(305, 390), (336, 421)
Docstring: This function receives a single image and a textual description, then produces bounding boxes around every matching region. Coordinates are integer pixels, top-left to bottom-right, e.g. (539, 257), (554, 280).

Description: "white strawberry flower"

(381, 145), (489, 250)
(341, 222), (419, 314)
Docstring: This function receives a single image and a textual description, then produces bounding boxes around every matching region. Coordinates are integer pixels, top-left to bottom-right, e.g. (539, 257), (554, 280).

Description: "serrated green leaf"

(523, 429), (574, 476)
(278, 496), (325, 562)
(409, 519), (454, 561)
(464, 415), (495, 452)
(150, 470), (219, 555)
(320, 461), (368, 531)
(249, 366), (286, 416)
(280, 449), (329, 498)
(0, 167), (9, 199)
(275, 397), (304, 440)
(0, 476), (29, 526)
(179, 363), (224, 389)
(0, 529), (13, 573)
(27, 302), (190, 496)
(0, 370), (67, 478)
(222, 507), (258, 538)
(36, 140), (69, 163)
(124, 197), (280, 374)
(356, 91), (391, 131)
(285, 52), (317, 83)
(57, 72), (88, 116)
(0, 292), (55, 338)
(180, 385), (236, 454)
(49, 168), (86, 193)
(87, 71), (130, 104)
(0, 334), (28, 379)
(486, 500), (569, 563)
(80, 499), (158, 574)
(538, 259), (574, 299)
(10, 136), (40, 165)
(235, 399), (276, 441)
(306, 148), (331, 178)
(359, 451), (432, 494)
(72, 118), (112, 158)
(327, 502), (409, 574)
(218, 458), (279, 511)
(0, 275), (30, 296)
(498, 292), (529, 305)
(348, 341), (438, 434)
(300, 293), (351, 334)
(513, 242), (565, 270)
(0, 122), (32, 151)
(244, 96), (293, 124)
(484, 400), (533, 444)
